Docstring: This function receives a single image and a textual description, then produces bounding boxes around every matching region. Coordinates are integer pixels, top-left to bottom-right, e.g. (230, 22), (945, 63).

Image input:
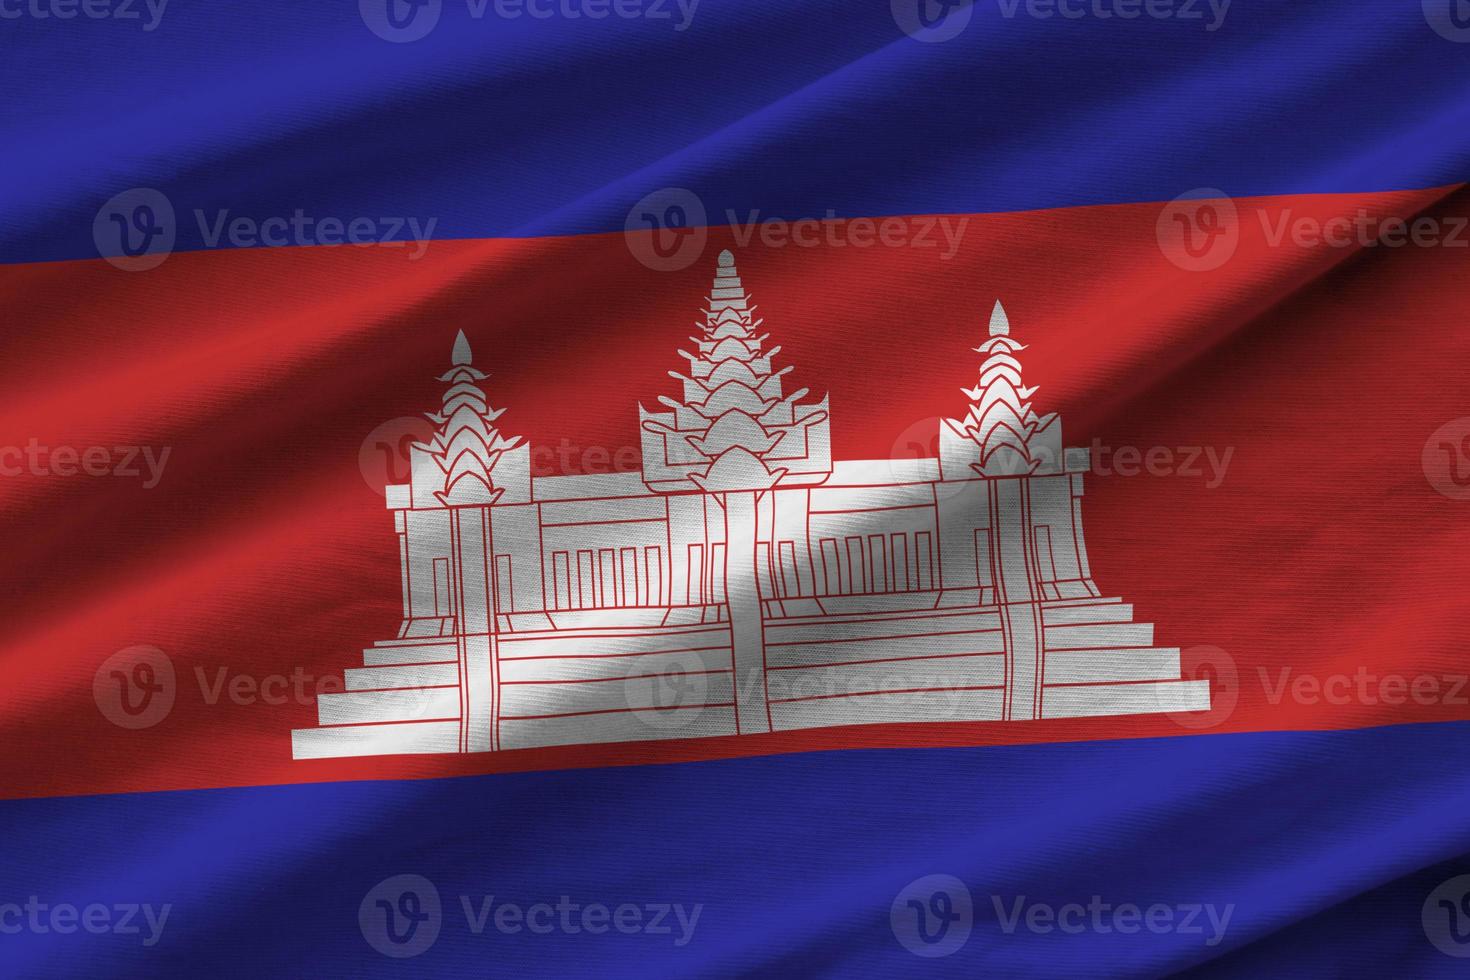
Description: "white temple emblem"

(639, 250), (830, 493)
(292, 250), (1210, 760)
(427, 330), (523, 507)
(942, 299), (1061, 477)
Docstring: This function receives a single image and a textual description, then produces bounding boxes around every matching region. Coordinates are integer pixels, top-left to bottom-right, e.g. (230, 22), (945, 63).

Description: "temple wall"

(403, 508), (452, 620)
(807, 503), (941, 597)
(1025, 472), (1095, 600)
(1026, 474), (1074, 596)
(769, 489), (815, 597)
(666, 493), (712, 606)
(391, 457), (1094, 621)
(540, 515), (669, 611)
(937, 477), (990, 594)
(488, 503), (541, 614)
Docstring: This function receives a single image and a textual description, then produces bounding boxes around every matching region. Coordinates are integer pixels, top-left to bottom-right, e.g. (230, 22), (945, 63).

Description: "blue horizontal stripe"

(3, 1), (1470, 263)
(3, 722), (1470, 976)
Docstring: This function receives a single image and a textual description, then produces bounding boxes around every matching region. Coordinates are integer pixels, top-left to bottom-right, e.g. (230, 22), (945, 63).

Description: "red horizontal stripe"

(2, 187), (1468, 800)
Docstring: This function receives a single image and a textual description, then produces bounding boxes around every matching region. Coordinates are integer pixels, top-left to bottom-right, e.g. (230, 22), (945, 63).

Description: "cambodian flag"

(4, 1), (1470, 976)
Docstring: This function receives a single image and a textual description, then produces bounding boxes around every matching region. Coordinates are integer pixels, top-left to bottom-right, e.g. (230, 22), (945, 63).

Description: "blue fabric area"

(3, 722), (1470, 976)
(3, 1), (1469, 263)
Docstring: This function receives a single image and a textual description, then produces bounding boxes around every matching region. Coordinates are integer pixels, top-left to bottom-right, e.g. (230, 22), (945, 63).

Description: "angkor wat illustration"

(292, 250), (1209, 759)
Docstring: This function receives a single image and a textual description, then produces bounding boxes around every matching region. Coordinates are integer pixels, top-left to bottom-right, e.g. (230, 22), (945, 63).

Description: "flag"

(3, 1), (1470, 975)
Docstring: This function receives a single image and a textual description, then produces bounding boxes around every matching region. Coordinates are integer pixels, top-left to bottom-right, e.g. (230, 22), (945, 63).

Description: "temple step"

(770, 687), (1004, 731)
(497, 624), (731, 661)
(362, 641), (458, 666)
(1045, 622), (1154, 650)
(291, 720), (460, 760)
(1041, 602), (1134, 626)
(1044, 647), (1181, 684)
(317, 687), (460, 726)
(765, 609), (999, 645)
(501, 671), (735, 719)
(766, 629), (1004, 669)
(345, 663), (458, 690)
(767, 653), (1004, 700)
(1042, 679), (1210, 719)
(499, 645), (733, 684)
(498, 705), (738, 750)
